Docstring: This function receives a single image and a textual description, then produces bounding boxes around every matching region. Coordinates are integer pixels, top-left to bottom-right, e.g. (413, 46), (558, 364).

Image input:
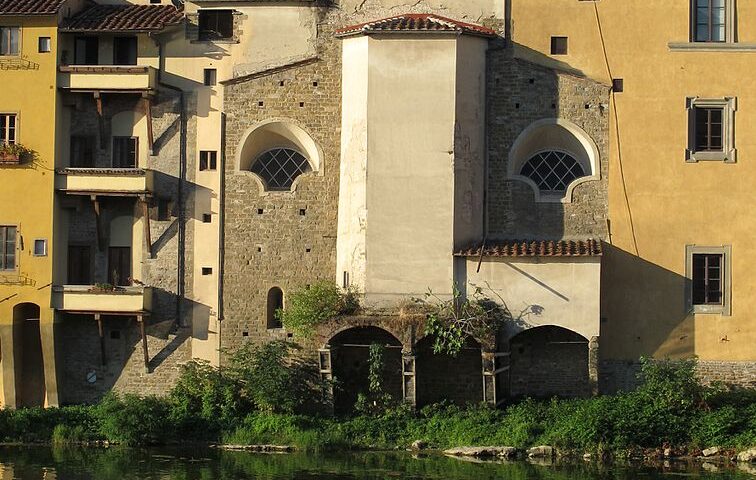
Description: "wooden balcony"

(58, 65), (157, 92)
(52, 285), (152, 315)
(55, 168), (153, 197)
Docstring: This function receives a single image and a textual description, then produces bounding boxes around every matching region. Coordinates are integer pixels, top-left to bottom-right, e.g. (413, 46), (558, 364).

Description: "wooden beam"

(91, 195), (105, 251)
(138, 315), (150, 373)
(94, 91), (106, 149)
(142, 95), (154, 155)
(140, 197), (153, 259)
(96, 313), (106, 366)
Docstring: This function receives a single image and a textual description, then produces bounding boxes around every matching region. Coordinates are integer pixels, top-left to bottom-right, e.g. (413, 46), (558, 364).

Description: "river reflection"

(0, 446), (753, 480)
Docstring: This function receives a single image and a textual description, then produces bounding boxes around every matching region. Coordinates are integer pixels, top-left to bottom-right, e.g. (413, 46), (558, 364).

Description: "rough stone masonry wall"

(58, 90), (193, 403)
(221, 11), (341, 357)
(486, 54), (610, 240)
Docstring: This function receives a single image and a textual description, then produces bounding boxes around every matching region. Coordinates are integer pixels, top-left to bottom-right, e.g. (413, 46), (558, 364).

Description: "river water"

(0, 446), (753, 479)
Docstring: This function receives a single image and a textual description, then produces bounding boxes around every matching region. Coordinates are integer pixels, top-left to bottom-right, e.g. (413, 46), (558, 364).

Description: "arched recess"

(266, 287), (284, 329)
(328, 326), (403, 414)
(508, 118), (600, 203)
(235, 119), (322, 194)
(12, 303), (45, 408)
(508, 325), (590, 399)
(415, 335), (483, 408)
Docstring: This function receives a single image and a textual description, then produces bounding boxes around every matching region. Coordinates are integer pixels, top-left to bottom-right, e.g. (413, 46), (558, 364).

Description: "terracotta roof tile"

(455, 239), (603, 258)
(61, 4), (183, 33)
(336, 13), (497, 38)
(0, 0), (65, 15)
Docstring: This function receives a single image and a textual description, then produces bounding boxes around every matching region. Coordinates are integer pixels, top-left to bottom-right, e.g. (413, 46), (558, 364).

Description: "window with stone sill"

(686, 97), (736, 163)
(686, 245), (731, 315)
(251, 148), (311, 191)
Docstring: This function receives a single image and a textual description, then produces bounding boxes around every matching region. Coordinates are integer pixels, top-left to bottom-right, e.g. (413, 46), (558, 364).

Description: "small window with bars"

(0, 226), (17, 271)
(1, 113), (17, 144)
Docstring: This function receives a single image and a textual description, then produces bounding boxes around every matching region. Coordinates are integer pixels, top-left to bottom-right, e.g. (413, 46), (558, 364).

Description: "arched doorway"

(328, 326), (403, 414)
(509, 326), (589, 398)
(415, 336), (483, 408)
(13, 303), (46, 408)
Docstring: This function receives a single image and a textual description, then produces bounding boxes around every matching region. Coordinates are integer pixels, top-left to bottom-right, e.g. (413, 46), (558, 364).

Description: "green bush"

(95, 393), (170, 446)
(227, 340), (325, 414)
(277, 281), (358, 337)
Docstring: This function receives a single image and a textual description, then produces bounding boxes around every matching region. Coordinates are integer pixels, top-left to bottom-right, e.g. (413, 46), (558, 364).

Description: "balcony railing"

(58, 65), (157, 92)
(52, 285), (152, 314)
(55, 168), (153, 196)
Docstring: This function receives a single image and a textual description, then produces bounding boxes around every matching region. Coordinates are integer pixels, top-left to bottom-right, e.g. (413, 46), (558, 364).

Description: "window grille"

(251, 148), (310, 191)
(519, 151), (585, 193)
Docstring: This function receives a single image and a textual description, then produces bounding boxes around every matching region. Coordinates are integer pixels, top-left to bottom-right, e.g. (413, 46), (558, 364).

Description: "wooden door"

(67, 245), (92, 285)
(107, 247), (131, 286)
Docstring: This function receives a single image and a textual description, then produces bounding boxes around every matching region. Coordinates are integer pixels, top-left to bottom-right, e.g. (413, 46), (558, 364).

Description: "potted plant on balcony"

(0, 143), (35, 165)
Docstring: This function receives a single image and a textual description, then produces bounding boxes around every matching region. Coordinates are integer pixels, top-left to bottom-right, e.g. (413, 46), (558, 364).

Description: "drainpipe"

(154, 35), (188, 328)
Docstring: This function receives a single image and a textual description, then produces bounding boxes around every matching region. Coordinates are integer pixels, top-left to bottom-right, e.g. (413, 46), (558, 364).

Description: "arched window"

(266, 287), (284, 329)
(508, 119), (600, 203)
(520, 151), (585, 194)
(251, 149), (311, 191)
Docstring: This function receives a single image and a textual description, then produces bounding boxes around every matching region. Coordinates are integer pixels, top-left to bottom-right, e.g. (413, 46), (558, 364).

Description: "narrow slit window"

(266, 287), (284, 329)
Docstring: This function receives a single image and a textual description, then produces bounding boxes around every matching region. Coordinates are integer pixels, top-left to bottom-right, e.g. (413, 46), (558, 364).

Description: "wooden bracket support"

(140, 196), (153, 258)
(95, 313), (106, 366)
(138, 315), (151, 374)
(91, 195), (106, 251)
(94, 91), (106, 150)
(142, 95), (154, 155)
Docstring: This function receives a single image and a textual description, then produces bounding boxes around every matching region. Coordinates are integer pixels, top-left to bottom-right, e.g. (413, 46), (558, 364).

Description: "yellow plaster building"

(0, 0), (65, 408)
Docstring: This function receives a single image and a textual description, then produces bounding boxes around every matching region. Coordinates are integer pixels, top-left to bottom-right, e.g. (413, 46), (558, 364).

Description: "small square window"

(686, 245), (731, 315)
(550, 36), (568, 55)
(202, 267), (213, 275)
(202, 213), (212, 223)
(612, 78), (624, 93)
(157, 199), (171, 221)
(33, 239), (47, 256)
(204, 68), (217, 86)
(686, 97), (736, 163)
(38, 37), (51, 53)
(199, 150), (217, 171)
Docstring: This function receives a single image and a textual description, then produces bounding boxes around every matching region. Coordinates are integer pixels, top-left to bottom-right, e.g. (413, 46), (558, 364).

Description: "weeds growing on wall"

(1, 358), (754, 452)
(276, 281), (359, 337)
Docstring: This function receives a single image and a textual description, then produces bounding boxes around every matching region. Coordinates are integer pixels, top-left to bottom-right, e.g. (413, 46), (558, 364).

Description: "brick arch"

(318, 316), (418, 352)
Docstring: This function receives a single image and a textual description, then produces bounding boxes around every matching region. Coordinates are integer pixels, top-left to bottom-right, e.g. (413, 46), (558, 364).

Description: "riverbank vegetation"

(0, 347), (753, 456)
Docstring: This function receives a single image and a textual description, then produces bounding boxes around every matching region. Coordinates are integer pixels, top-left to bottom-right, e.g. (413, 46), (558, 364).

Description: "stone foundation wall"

(599, 359), (756, 394)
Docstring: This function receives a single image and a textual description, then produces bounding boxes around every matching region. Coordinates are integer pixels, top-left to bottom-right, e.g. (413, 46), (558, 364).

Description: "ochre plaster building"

(0, 0), (753, 409)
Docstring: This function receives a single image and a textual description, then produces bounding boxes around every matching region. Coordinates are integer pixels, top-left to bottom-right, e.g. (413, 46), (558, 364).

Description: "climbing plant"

(276, 281), (359, 338)
(355, 342), (396, 415)
(419, 283), (511, 357)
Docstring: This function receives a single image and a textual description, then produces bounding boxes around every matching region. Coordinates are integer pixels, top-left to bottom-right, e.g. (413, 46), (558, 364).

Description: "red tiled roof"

(335, 13), (497, 38)
(61, 4), (183, 33)
(455, 239), (603, 258)
(0, 0), (65, 15)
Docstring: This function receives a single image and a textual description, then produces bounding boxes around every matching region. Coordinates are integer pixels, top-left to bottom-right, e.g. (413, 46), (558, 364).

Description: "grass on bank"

(0, 346), (754, 453)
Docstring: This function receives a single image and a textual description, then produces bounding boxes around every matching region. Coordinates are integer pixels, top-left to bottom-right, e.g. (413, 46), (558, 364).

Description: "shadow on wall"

(599, 244), (695, 392)
(53, 289), (209, 405)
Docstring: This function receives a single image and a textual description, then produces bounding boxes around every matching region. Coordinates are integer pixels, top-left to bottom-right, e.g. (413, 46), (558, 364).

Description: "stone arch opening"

(509, 325), (589, 399)
(508, 118), (600, 203)
(266, 287), (284, 329)
(415, 335), (483, 408)
(328, 326), (403, 414)
(236, 120), (321, 193)
(12, 303), (45, 408)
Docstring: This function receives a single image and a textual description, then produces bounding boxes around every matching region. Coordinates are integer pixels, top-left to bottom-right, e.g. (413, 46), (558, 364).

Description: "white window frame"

(686, 97), (736, 163)
(690, 0), (735, 44)
(0, 112), (18, 145)
(685, 244), (732, 316)
(33, 239), (47, 257)
(0, 26), (21, 56)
